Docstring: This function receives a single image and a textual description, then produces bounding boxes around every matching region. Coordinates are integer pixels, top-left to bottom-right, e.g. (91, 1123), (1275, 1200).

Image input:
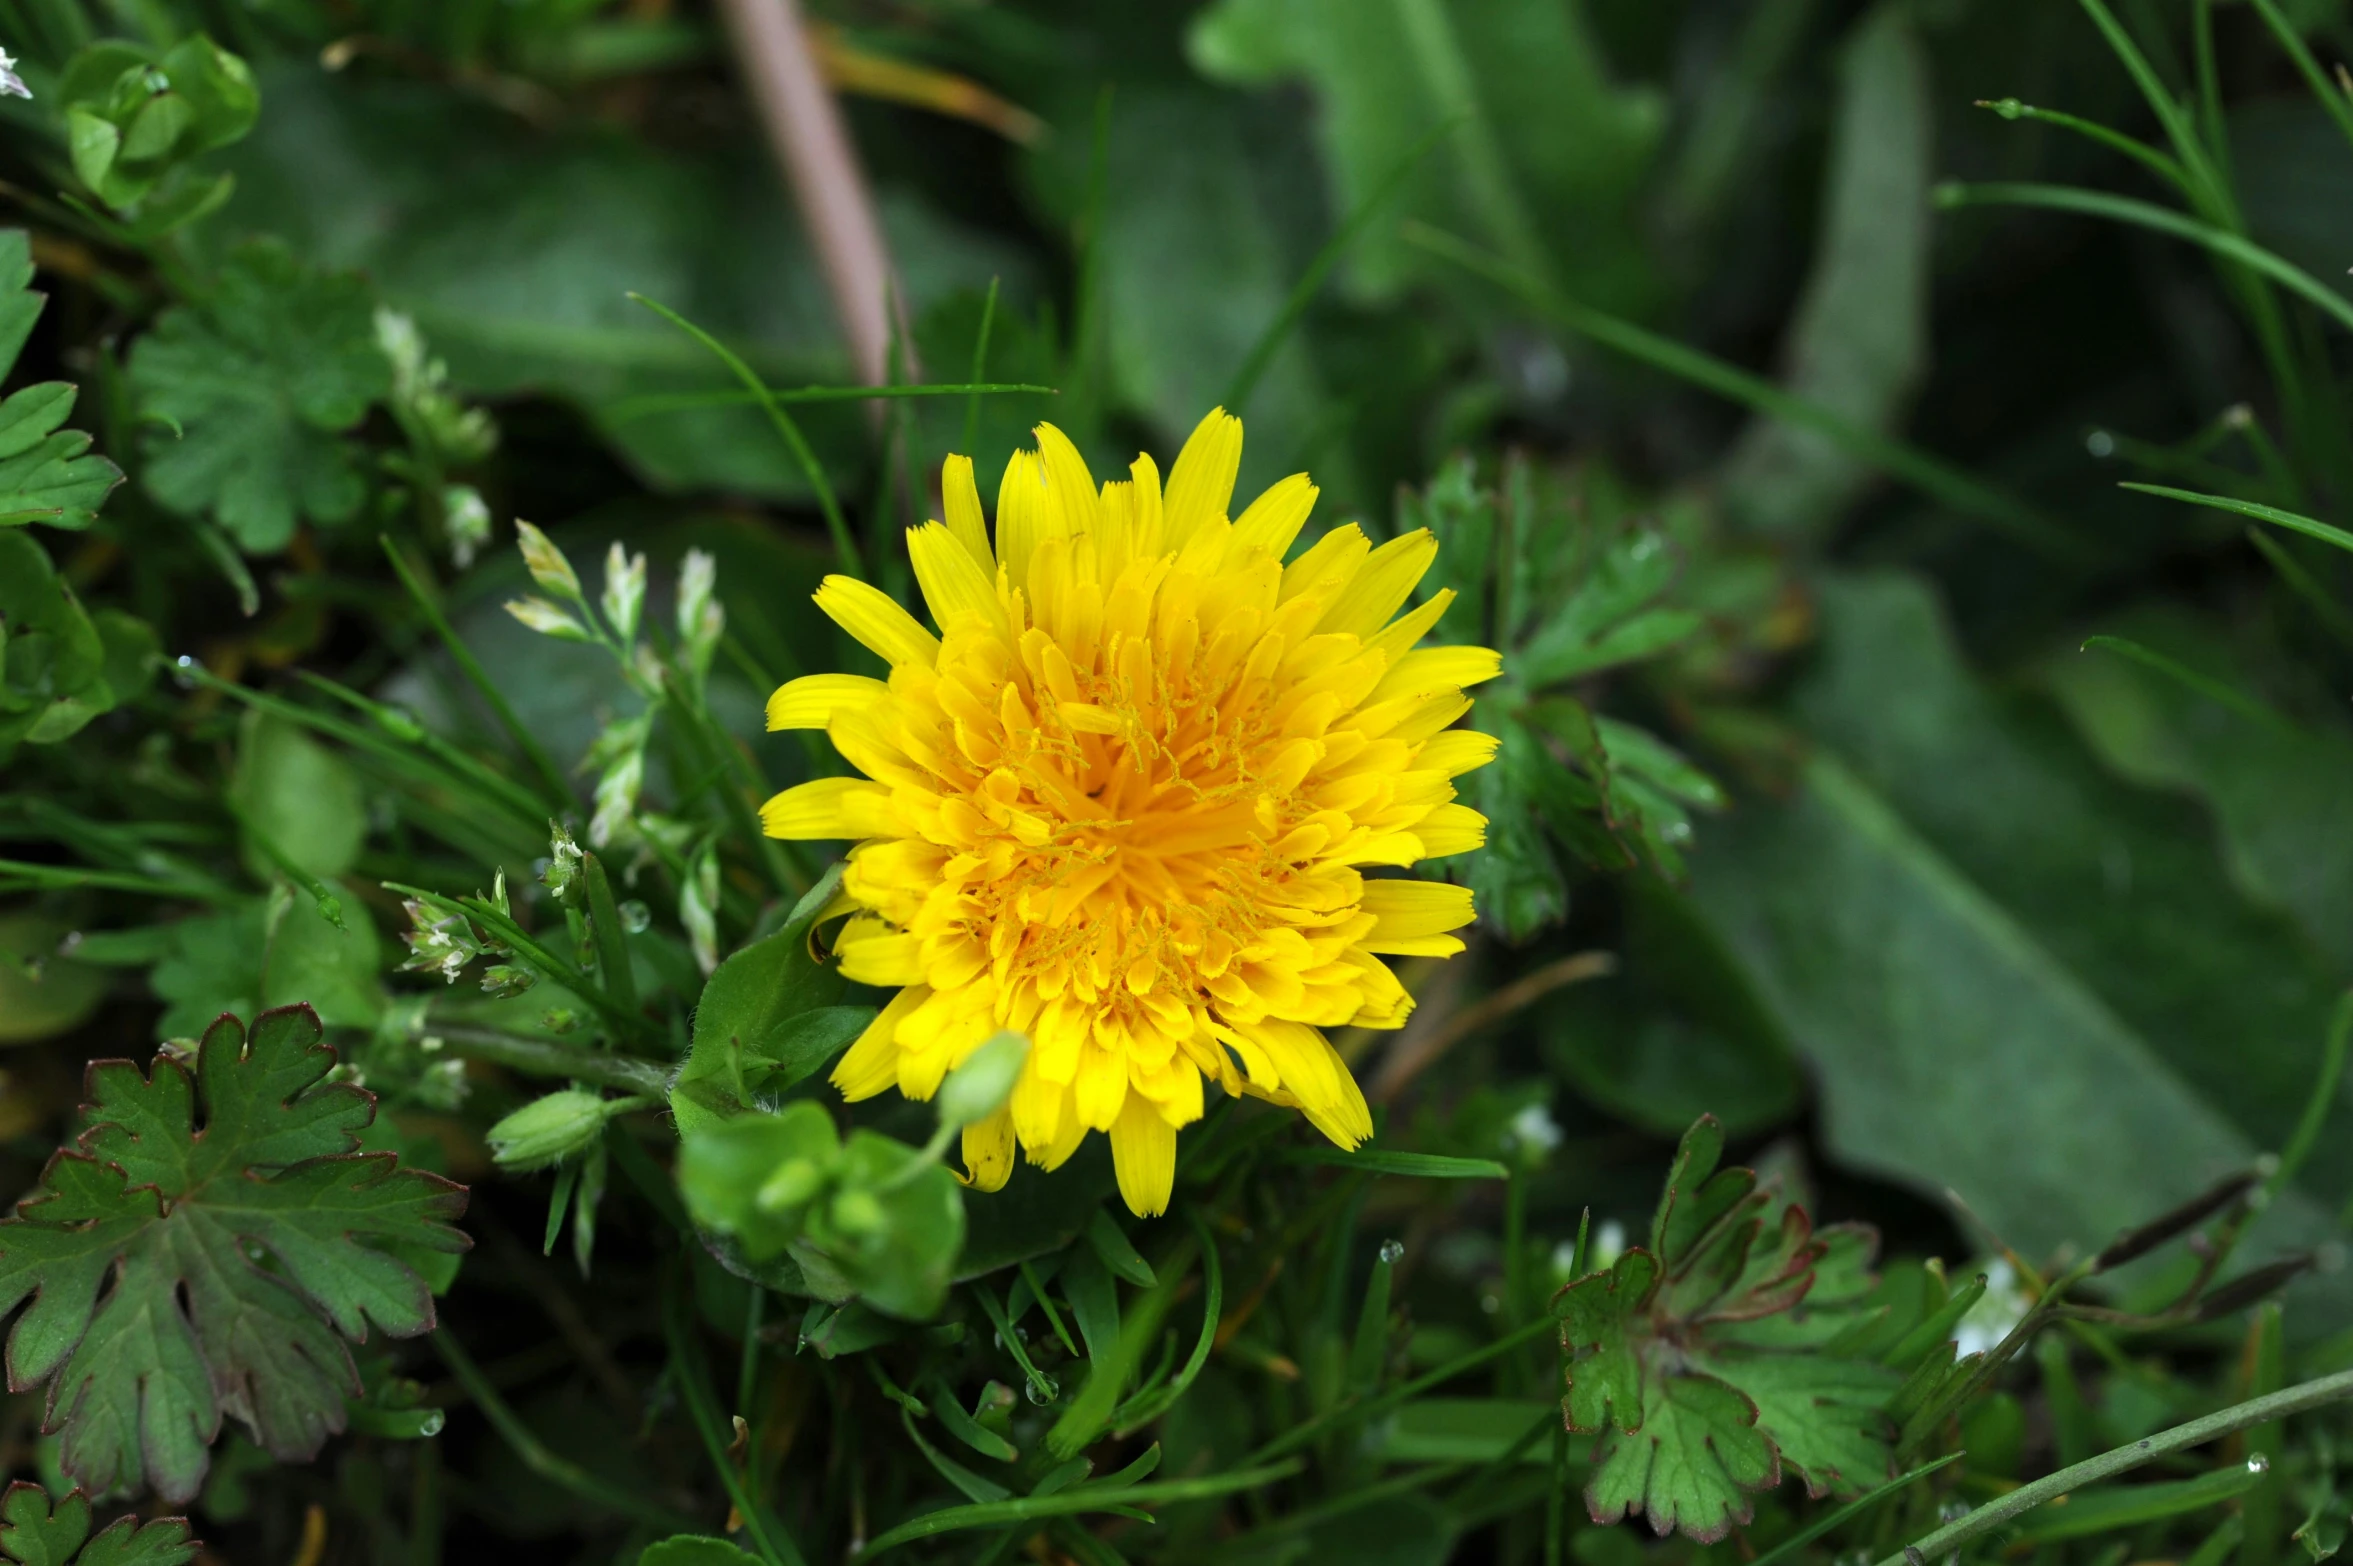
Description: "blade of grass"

(2247, 527), (2353, 650)
(1404, 223), (2086, 561)
(629, 292), (862, 579)
(2080, 635), (2292, 729)
(962, 277), (1001, 458)
(661, 1265), (803, 1566)
(1111, 1211), (1222, 1432)
(2121, 481), (2353, 555)
(1974, 99), (2187, 192)
(1243, 1316), (1557, 1467)
(0, 857), (224, 898)
(1221, 116), (1456, 418)
(380, 537), (573, 814)
(606, 378), (1054, 423)
(2246, 0), (2353, 157)
(294, 671), (549, 827)
(1745, 1453), (1962, 1566)
(1936, 183), (2353, 336)
(857, 1463), (1302, 1559)
(1872, 1367), (2353, 1566)
(433, 1331), (696, 1534)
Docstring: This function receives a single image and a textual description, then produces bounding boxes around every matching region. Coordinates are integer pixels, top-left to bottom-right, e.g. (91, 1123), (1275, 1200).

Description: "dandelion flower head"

(762, 411), (1500, 1216)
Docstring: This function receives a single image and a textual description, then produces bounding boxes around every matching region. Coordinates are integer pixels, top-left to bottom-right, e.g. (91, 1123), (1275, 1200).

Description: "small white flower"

(601, 541), (647, 648)
(0, 50), (31, 100)
(1509, 1102), (1562, 1157)
(1954, 1257), (2030, 1357)
(443, 485), (491, 569)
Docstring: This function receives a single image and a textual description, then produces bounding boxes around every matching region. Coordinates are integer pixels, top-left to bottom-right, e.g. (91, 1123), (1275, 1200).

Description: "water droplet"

(619, 899), (652, 933)
(171, 654), (204, 690)
(1378, 1239), (1405, 1265)
(1480, 1293), (1501, 1315)
(415, 1409), (447, 1438)
(1940, 1500), (1970, 1522)
(1024, 1374), (1060, 1406)
(2248, 1454), (2271, 1474)
(2085, 430), (2116, 459)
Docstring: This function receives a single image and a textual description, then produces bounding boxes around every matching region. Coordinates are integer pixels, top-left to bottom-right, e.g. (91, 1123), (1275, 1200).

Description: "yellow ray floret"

(764, 410), (1499, 1217)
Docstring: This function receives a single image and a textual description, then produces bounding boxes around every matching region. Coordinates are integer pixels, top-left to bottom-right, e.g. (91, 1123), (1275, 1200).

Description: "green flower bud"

(486, 1089), (613, 1170)
(934, 1031), (1030, 1130)
(756, 1156), (827, 1215)
(829, 1187), (887, 1237)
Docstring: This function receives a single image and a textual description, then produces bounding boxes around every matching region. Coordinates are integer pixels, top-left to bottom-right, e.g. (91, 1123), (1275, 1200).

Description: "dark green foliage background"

(2, 0), (2353, 1561)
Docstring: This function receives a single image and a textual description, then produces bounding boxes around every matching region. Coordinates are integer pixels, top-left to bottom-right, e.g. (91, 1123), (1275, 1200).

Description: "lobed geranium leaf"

(127, 241), (389, 554)
(1555, 1115), (1899, 1540)
(0, 234), (122, 532)
(0, 1483), (195, 1566)
(1584, 1373), (1778, 1542)
(0, 1004), (470, 1503)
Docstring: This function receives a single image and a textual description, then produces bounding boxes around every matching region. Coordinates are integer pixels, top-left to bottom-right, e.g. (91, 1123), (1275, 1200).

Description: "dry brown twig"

(1368, 947), (1617, 1103)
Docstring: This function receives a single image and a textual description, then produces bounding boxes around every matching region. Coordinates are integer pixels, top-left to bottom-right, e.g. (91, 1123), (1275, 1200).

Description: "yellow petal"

(766, 673), (889, 731)
(760, 776), (897, 840)
(941, 453), (994, 568)
(1110, 1092), (1176, 1216)
(1163, 407), (1242, 546)
(1129, 452), (1166, 559)
(1416, 730), (1501, 778)
(1364, 587), (1455, 663)
(815, 575), (940, 668)
(1318, 529), (1436, 639)
(1229, 473), (1317, 560)
(833, 985), (928, 1101)
(995, 448), (1052, 588)
(1359, 878), (1475, 935)
(1413, 803), (1489, 858)
(836, 916), (926, 986)
(907, 522), (1005, 634)
(1366, 645), (1504, 705)
(959, 1106), (1015, 1192)
(1033, 421), (1102, 543)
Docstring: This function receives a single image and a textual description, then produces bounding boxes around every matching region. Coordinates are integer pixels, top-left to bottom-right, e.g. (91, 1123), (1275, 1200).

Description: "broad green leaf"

(1684, 574), (2349, 1290)
(1376, 1400), (1556, 1463)
(1539, 877), (1803, 1137)
(231, 711), (366, 881)
(636, 1537), (752, 1566)
(0, 533), (127, 757)
(1721, 3), (1932, 538)
(1021, 83), (1328, 492)
(0, 1005), (469, 1502)
(1708, 1352), (1898, 1497)
(128, 240), (390, 553)
(671, 863), (848, 1134)
(0, 914), (108, 1046)
(205, 67), (1015, 500)
(2043, 603), (2353, 971)
(1188, 0), (1664, 309)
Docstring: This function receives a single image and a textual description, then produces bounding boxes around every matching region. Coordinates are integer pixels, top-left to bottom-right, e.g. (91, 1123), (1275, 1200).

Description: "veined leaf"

(0, 1482), (195, 1566)
(0, 1004), (470, 1502)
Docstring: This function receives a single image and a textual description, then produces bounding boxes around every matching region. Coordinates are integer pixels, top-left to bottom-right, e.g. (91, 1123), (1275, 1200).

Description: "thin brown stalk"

(1369, 949), (1617, 1102)
(713, 0), (906, 389)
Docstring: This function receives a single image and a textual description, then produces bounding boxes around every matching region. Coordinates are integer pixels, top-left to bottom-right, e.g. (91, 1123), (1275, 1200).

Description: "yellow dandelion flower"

(761, 409), (1501, 1217)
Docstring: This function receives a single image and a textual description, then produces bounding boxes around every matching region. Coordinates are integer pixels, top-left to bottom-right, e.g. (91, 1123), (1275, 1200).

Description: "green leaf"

(0, 1483), (195, 1566)
(2044, 604), (2353, 972)
(678, 1103), (965, 1320)
(128, 240), (390, 553)
(0, 533), (127, 757)
(0, 913), (108, 1046)
(1583, 1373), (1778, 1542)
(670, 863), (848, 1135)
(1720, 2), (1932, 539)
(636, 1537), (753, 1566)
(1539, 877), (1803, 1137)
(1188, 0), (1664, 309)
(231, 711), (366, 882)
(1554, 1120), (1897, 1539)
(0, 1005), (470, 1502)
(1682, 574), (2350, 1289)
